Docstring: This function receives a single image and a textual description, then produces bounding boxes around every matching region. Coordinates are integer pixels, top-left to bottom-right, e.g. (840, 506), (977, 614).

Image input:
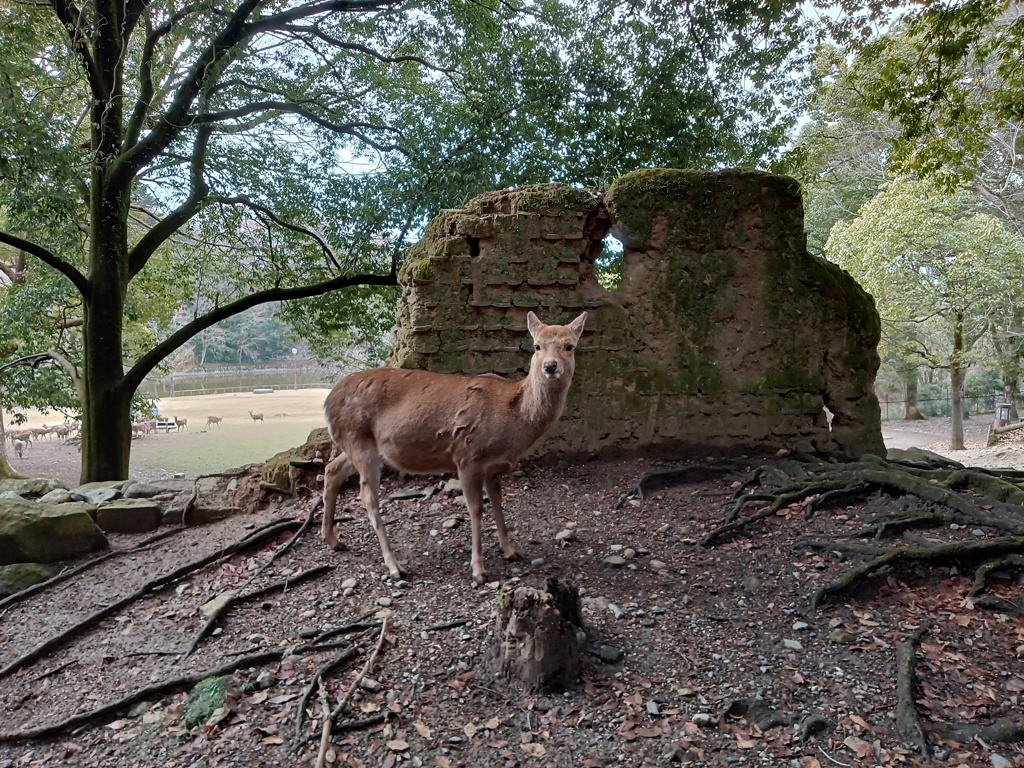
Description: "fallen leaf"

(521, 743), (546, 758)
(464, 723), (478, 738)
(483, 716), (500, 730)
(736, 736), (757, 749)
(261, 736), (285, 745)
(414, 721), (432, 738)
(849, 714), (869, 730)
(267, 693), (301, 705)
(106, 719), (128, 731)
(386, 739), (409, 751)
(250, 691), (269, 704)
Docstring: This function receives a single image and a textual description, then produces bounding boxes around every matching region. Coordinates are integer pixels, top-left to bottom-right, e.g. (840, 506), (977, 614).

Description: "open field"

(7, 388), (333, 485)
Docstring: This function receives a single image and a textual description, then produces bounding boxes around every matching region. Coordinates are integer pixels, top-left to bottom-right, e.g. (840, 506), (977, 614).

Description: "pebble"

(599, 645), (624, 663)
(256, 670), (274, 689)
(649, 560), (667, 572)
(782, 639), (803, 651)
(650, 606), (666, 615)
(646, 700), (660, 716)
(442, 517), (460, 529)
(608, 603), (625, 619)
(792, 621), (809, 631)
(378, 597), (393, 607)
(991, 755), (1012, 768)
(950, 523), (961, 530)
(531, 558), (545, 566)
(604, 556), (627, 567)
(691, 713), (715, 727)
(298, 627), (319, 639)
(972, 529), (985, 537)
(610, 544), (624, 552)
(623, 548), (636, 560)
(341, 577), (358, 590)
(359, 678), (381, 691)
(555, 529), (576, 542)
(828, 628), (856, 644)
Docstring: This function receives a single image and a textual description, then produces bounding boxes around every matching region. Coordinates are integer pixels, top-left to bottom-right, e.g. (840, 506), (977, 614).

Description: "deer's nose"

(543, 361), (558, 374)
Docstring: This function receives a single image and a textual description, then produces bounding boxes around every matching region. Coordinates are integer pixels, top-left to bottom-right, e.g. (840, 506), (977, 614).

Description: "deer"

(248, 410), (263, 425)
(12, 438), (25, 459)
(174, 417), (188, 432)
(321, 311), (587, 584)
(206, 415), (223, 428)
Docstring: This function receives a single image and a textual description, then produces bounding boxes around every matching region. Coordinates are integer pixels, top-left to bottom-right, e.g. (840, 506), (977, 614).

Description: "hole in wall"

(596, 233), (624, 291)
(467, 237), (480, 259)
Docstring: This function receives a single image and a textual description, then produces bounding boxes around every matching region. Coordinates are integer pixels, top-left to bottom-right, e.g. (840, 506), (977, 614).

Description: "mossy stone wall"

(390, 170), (885, 459)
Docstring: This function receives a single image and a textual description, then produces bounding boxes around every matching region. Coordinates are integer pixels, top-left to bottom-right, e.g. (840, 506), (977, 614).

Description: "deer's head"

(526, 311), (587, 384)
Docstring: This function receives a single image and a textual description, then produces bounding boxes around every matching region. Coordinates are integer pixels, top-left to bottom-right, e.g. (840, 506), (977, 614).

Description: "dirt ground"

(1, 416), (1023, 767)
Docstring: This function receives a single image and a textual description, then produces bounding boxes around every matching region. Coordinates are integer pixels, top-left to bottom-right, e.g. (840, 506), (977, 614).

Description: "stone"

(442, 517), (461, 529)
(555, 529), (576, 542)
(341, 577), (358, 590)
(122, 482), (163, 499)
(37, 489), (74, 504)
(71, 487), (122, 506)
(649, 559), (667, 571)
(443, 478), (463, 495)
(0, 499), (107, 564)
(388, 487), (424, 500)
(599, 644), (624, 664)
(95, 499), (163, 533)
(990, 754), (1012, 768)
(792, 621), (809, 631)
(200, 591), (238, 618)
(782, 639), (803, 651)
(828, 629), (856, 644)
(0, 478), (67, 498)
(603, 555), (627, 567)
(690, 713), (715, 727)
(0, 562), (53, 596)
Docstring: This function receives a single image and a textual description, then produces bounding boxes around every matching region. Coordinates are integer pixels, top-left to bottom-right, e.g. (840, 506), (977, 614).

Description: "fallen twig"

(333, 616), (390, 719)
(181, 465), (261, 525)
(293, 646), (361, 751)
(894, 623), (931, 758)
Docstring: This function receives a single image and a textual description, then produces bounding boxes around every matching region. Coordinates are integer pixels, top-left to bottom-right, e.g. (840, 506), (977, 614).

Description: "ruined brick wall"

(390, 169), (885, 459)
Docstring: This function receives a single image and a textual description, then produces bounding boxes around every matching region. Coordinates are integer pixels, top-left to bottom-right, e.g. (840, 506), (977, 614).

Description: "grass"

(12, 389), (332, 482)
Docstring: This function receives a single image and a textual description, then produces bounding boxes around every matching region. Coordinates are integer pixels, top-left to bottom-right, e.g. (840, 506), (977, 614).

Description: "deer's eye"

(566, 344), (575, 351)
(534, 344), (541, 351)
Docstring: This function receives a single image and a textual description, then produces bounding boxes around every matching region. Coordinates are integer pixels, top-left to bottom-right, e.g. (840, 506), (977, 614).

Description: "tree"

(826, 177), (1024, 449)
(0, 1), (813, 483)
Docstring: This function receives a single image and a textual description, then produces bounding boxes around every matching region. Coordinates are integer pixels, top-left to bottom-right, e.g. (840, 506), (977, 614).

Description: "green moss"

(183, 677), (233, 728)
(509, 184), (596, 215)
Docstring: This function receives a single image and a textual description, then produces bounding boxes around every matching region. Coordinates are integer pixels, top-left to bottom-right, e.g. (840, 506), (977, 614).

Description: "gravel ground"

(1, 450), (1022, 768)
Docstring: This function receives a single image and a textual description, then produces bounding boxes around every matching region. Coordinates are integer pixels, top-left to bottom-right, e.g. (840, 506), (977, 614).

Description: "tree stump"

(489, 578), (584, 692)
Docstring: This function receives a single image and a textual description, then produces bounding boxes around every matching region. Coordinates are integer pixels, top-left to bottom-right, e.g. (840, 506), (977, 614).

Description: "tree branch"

(120, 270), (397, 394)
(282, 24), (455, 73)
(0, 349), (85, 402)
(0, 232), (89, 297)
(49, 0), (104, 97)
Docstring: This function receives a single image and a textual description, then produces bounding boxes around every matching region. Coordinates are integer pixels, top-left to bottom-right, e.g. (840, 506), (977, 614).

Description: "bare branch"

(0, 231), (89, 297)
(50, 0), (103, 97)
(282, 24), (455, 73)
(120, 270), (397, 394)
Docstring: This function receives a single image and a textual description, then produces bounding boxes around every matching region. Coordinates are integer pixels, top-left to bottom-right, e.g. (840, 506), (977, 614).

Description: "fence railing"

(878, 392), (1013, 421)
(152, 382), (332, 398)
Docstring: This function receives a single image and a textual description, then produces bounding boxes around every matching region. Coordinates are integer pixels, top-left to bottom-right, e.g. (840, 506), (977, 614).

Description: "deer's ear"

(526, 311), (543, 338)
(569, 312), (587, 340)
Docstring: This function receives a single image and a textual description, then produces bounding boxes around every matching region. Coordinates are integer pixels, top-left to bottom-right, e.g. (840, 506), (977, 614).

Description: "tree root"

(809, 536), (1024, 610)
(0, 518), (303, 681)
(615, 461), (751, 509)
(969, 554), (1024, 597)
(183, 563), (333, 657)
(894, 624), (931, 758)
(181, 465), (262, 524)
(0, 527), (183, 612)
(183, 503), (321, 657)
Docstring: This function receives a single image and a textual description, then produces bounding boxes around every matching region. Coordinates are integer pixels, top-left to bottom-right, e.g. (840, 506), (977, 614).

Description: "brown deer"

(206, 415), (223, 428)
(248, 410), (263, 425)
(321, 311), (587, 583)
(12, 439), (25, 459)
(174, 417), (188, 432)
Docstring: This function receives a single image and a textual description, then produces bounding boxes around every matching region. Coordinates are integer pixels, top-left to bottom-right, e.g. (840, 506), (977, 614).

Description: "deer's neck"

(515, 371), (571, 430)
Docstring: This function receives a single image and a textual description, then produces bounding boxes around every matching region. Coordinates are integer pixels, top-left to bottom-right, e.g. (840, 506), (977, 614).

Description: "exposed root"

(615, 461), (750, 509)
(894, 624), (931, 758)
(183, 503), (322, 657)
(0, 518), (302, 681)
(809, 537), (1024, 610)
(293, 646), (360, 751)
(181, 465), (261, 524)
(969, 554), (1024, 597)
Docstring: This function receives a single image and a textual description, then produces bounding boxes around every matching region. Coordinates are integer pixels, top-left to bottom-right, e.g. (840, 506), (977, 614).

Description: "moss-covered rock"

(182, 676), (236, 728)
(0, 562), (53, 597)
(0, 478), (69, 499)
(0, 498), (108, 564)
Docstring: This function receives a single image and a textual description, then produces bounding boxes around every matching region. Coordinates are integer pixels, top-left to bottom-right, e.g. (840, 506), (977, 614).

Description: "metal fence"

(155, 382), (333, 398)
(878, 392), (1011, 421)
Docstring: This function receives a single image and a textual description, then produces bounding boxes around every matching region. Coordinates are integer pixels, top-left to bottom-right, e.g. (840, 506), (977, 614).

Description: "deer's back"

(324, 368), (535, 474)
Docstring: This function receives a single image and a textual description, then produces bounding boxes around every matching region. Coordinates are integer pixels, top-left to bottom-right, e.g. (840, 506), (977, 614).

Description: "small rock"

(950, 523), (961, 530)
(972, 529), (985, 537)
(646, 700), (660, 716)
(782, 639), (803, 651)
(622, 547), (636, 560)
(599, 645), (624, 663)
(442, 517), (461, 529)
(443, 478), (462, 495)
(341, 577), (358, 590)
(776, 448), (791, 457)
(128, 700), (152, 717)
(792, 621), (809, 631)
(298, 627), (319, 639)
(650, 606), (666, 615)
(555, 529), (576, 542)
(609, 544), (624, 552)
(530, 557), (545, 566)
(608, 603), (625, 619)
(649, 560), (667, 572)
(256, 670), (274, 689)
(828, 628), (856, 644)
(691, 713), (715, 727)
(678, 688), (696, 698)
(199, 591), (238, 618)
(991, 755), (1013, 768)
(743, 574), (761, 592)
(359, 677), (381, 691)
(604, 555), (627, 567)
(377, 597), (393, 607)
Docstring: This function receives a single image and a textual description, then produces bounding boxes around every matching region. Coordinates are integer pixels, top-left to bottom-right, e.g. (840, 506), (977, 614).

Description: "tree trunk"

(949, 314), (966, 451)
(489, 578), (584, 692)
(904, 375), (925, 420)
(0, 388), (28, 480)
(1004, 379), (1019, 422)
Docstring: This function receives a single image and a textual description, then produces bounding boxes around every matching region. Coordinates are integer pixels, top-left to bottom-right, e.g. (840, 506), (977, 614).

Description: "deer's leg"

(484, 474), (519, 561)
(353, 452), (405, 580)
(322, 453), (355, 551)
(459, 467), (488, 584)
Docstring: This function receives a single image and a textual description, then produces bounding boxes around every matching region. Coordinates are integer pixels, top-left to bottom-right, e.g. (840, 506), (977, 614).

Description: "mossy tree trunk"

(904, 376), (924, 420)
(949, 313), (966, 451)
(0, 387), (27, 480)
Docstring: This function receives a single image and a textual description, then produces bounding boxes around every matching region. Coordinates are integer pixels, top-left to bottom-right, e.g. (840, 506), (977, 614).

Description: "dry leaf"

(463, 723), (478, 738)
(386, 739), (409, 751)
(736, 736), (757, 749)
(521, 743), (547, 757)
(414, 721), (432, 738)
(483, 717), (500, 730)
(106, 719), (128, 731)
(261, 736), (285, 745)
(250, 691), (269, 704)
(799, 757), (822, 768)
(849, 714), (869, 730)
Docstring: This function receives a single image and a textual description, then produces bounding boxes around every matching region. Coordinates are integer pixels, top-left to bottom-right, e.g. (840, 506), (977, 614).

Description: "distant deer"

(321, 311), (587, 583)
(12, 439), (25, 459)
(206, 415), (223, 428)
(174, 417), (188, 432)
(248, 410), (263, 425)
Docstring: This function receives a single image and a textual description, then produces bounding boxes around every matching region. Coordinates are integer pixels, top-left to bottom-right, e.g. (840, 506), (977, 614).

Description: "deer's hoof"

(324, 537), (348, 552)
(503, 549), (522, 562)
